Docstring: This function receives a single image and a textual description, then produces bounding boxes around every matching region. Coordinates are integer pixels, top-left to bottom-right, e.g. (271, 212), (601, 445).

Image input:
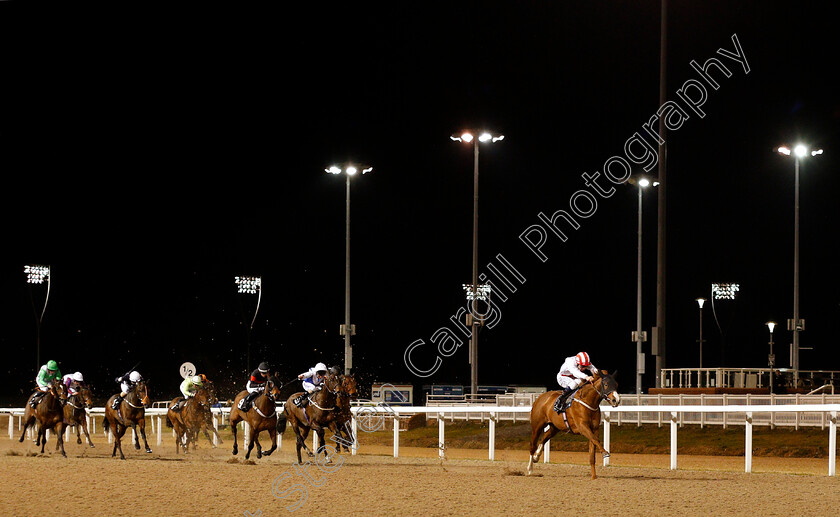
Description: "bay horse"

(527, 370), (620, 479)
(62, 383), (95, 448)
(103, 379), (152, 460)
(166, 383), (220, 453)
(229, 377), (283, 460)
(327, 373), (358, 453)
(278, 373), (341, 464)
(18, 380), (68, 457)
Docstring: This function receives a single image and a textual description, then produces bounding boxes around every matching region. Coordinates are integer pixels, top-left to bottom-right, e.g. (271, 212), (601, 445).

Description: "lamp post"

(696, 298), (706, 368)
(450, 130), (504, 397)
(632, 177), (654, 394)
(766, 320), (776, 393)
(235, 275), (262, 373)
(326, 164), (372, 375)
(777, 144), (822, 387)
(25, 264), (51, 371)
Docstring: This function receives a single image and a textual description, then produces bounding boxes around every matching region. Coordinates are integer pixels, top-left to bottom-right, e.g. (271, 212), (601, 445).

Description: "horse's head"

(267, 376), (284, 402)
(323, 373), (342, 395)
(51, 380), (68, 402)
(595, 370), (621, 408)
(78, 385), (94, 409)
(341, 374), (358, 399)
(136, 380), (151, 406)
(201, 381), (218, 405)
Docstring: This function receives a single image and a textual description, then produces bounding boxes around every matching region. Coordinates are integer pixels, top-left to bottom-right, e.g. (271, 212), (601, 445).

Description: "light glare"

(777, 146), (791, 156)
(794, 144), (807, 158)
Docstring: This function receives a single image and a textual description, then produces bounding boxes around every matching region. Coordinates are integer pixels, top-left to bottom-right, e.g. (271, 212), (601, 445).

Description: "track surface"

(1, 427), (837, 516)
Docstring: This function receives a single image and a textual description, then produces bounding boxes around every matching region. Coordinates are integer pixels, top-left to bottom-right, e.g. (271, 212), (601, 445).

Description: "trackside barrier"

(3, 404), (837, 476)
(344, 405), (839, 476)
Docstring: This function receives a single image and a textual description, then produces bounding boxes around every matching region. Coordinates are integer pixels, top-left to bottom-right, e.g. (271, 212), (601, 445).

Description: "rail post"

(745, 412), (753, 473)
(829, 411), (836, 476)
(670, 411), (677, 470)
(488, 412), (496, 461)
(603, 411), (611, 466)
(438, 413), (445, 459)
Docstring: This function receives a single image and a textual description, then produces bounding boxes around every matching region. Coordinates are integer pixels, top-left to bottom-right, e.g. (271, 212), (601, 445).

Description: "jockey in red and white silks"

(556, 352), (598, 390)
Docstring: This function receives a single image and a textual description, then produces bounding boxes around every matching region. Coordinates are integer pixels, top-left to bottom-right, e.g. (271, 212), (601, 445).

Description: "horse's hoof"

(306, 451), (315, 458)
(134, 444), (141, 450)
(145, 449), (152, 453)
(89, 444), (96, 448)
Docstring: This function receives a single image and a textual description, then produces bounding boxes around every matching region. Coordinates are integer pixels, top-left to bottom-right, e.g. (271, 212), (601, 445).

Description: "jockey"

(62, 371), (85, 395)
(171, 374), (206, 412)
(554, 352), (599, 413)
(30, 360), (62, 407)
(293, 362), (328, 407)
(112, 370), (143, 410)
(237, 362), (271, 411)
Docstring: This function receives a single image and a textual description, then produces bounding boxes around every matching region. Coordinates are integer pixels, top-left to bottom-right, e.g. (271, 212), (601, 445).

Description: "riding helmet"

(258, 362), (270, 372)
(47, 360), (58, 370)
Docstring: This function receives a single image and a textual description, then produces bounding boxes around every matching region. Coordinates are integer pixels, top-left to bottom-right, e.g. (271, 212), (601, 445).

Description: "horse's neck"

(578, 382), (602, 406)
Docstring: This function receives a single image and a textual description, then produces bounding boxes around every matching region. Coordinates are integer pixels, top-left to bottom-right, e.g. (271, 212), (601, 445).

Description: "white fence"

(3, 404), (837, 476)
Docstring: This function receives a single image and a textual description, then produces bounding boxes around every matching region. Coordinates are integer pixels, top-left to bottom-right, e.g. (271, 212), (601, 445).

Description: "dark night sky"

(1, 2), (838, 403)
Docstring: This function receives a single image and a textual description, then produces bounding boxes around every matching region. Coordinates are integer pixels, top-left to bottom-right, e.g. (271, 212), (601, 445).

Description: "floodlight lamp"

(777, 146), (791, 156)
(362, 167), (373, 174)
(811, 149), (823, 156)
(460, 132), (474, 143)
(492, 135), (504, 142)
(478, 133), (492, 142)
(346, 167), (358, 176)
(794, 144), (807, 158)
(326, 166), (342, 174)
(696, 297), (706, 309)
(24, 264), (50, 284)
(639, 178), (650, 188)
(766, 321), (776, 334)
(712, 282), (739, 300)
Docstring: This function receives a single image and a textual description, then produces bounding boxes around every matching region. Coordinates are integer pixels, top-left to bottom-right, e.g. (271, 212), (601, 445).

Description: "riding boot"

(30, 392), (43, 408)
(554, 387), (573, 413)
(112, 395), (123, 410)
(294, 394), (308, 408)
(239, 391), (257, 411)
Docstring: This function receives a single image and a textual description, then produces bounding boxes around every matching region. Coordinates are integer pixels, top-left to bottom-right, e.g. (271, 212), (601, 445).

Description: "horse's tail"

(102, 416), (110, 433)
(276, 411), (287, 434)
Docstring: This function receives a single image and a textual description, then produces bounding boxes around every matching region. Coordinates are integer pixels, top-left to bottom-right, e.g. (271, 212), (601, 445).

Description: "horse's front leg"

(262, 427), (278, 456)
(81, 417), (94, 448)
(137, 419), (152, 453)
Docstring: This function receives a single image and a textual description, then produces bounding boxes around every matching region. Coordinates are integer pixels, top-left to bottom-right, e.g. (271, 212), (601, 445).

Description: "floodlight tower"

(24, 265), (51, 370)
(235, 275), (262, 373)
(450, 130), (504, 397)
(776, 144), (823, 387)
(326, 164), (372, 375)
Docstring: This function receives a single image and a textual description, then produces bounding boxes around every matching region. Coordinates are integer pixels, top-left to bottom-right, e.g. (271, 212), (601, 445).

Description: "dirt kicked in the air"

(1, 424), (838, 517)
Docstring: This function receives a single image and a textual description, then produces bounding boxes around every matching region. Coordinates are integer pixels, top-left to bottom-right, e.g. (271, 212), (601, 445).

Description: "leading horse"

(103, 379), (152, 459)
(229, 377), (284, 460)
(327, 373), (358, 453)
(18, 380), (68, 457)
(63, 383), (95, 448)
(278, 373), (342, 464)
(527, 371), (620, 479)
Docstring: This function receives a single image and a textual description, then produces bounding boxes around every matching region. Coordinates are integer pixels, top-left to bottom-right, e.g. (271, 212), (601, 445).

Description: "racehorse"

(18, 380), (68, 457)
(103, 379), (152, 459)
(229, 376), (284, 460)
(62, 383), (95, 448)
(327, 373), (358, 453)
(166, 383), (221, 453)
(278, 373), (342, 464)
(527, 371), (620, 479)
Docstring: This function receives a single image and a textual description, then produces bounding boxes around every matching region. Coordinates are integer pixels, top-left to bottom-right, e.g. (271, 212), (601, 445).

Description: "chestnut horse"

(62, 383), (95, 448)
(103, 379), (152, 459)
(18, 380), (68, 457)
(229, 377), (283, 460)
(278, 373), (341, 464)
(527, 371), (620, 479)
(166, 383), (220, 453)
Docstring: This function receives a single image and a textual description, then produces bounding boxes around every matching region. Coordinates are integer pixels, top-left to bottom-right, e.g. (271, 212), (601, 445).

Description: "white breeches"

(557, 374), (583, 390)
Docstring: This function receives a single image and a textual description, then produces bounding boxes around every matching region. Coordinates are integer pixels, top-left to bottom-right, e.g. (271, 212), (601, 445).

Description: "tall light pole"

(777, 144), (822, 387)
(235, 275), (261, 373)
(632, 177), (654, 394)
(450, 130), (504, 397)
(696, 298), (706, 368)
(25, 264), (51, 371)
(326, 164), (372, 375)
(766, 320), (776, 393)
